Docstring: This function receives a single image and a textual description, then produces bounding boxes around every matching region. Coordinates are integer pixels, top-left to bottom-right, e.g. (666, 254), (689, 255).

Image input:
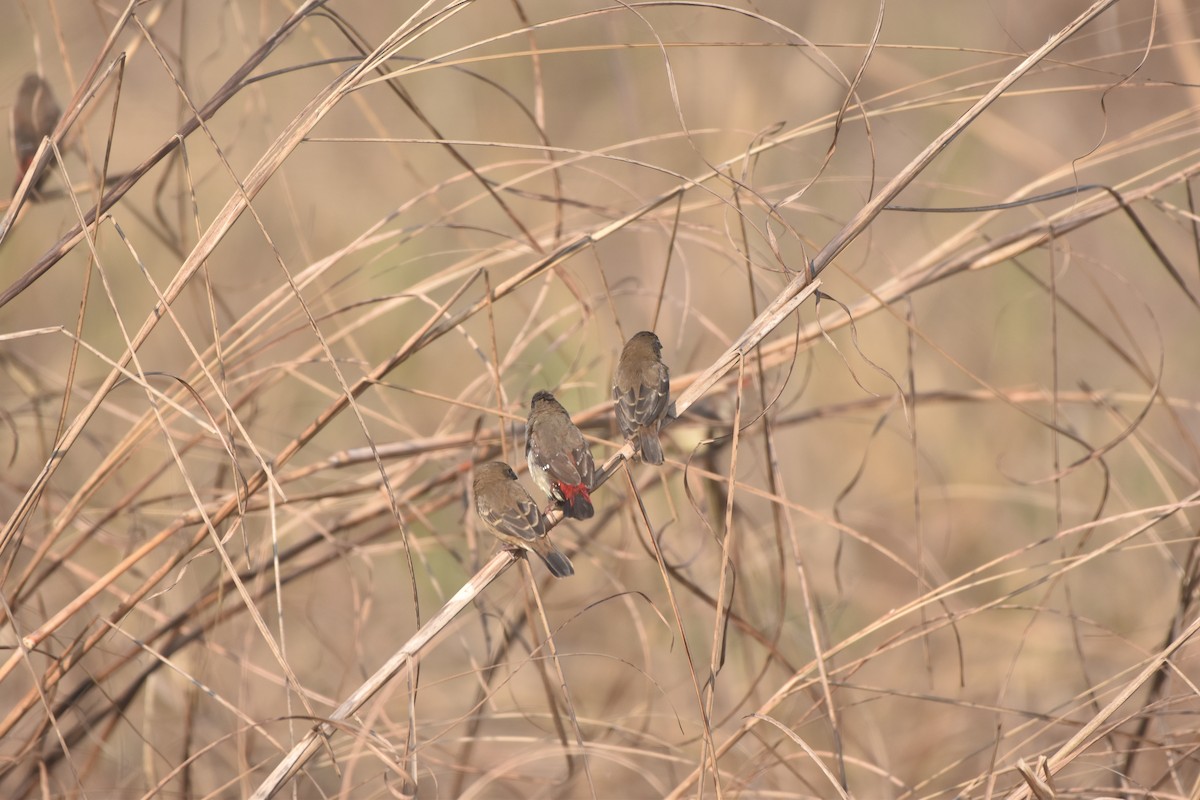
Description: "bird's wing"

(634, 369), (669, 422)
(544, 448), (583, 486)
(614, 385), (638, 437)
(571, 439), (596, 489)
(484, 491), (545, 543)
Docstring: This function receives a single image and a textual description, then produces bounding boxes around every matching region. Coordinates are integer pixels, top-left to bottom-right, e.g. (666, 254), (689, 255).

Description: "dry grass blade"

(808, 0), (1121, 274)
(248, 552), (515, 799)
(1004, 607), (1200, 800)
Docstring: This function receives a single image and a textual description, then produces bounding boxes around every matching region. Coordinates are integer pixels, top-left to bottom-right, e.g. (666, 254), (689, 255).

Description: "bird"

(473, 461), (574, 578)
(526, 390), (596, 519)
(613, 330), (670, 465)
(11, 73), (61, 197)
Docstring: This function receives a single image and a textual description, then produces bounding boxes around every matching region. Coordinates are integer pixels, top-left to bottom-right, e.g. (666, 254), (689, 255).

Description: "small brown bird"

(613, 331), (670, 465)
(10, 73), (61, 196)
(473, 461), (573, 578)
(526, 390), (596, 519)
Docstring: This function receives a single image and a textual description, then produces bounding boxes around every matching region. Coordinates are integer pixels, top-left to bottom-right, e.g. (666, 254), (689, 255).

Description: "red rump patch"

(556, 480), (594, 518)
(557, 482), (589, 502)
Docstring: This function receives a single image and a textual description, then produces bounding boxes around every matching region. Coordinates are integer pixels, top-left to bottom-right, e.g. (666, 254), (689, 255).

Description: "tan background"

(1, 1), (1198, 797)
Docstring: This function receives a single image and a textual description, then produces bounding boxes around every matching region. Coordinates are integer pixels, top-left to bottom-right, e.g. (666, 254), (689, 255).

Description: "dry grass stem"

(1, 1), (1198, 797)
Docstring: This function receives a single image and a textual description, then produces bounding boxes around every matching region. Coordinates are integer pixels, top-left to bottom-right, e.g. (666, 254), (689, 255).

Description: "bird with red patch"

(10, 73), (61, 198)
(526, 390), (596, 519)
(473, 461), (574, 578)
(613, 330), (670, 465)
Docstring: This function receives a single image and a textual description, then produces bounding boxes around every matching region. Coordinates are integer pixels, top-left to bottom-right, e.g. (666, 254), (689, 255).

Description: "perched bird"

(473, 461), (573, 578)
(613, 330), (670, 465)
(10, 73), (61, 197)
(526, 390), (596, 519)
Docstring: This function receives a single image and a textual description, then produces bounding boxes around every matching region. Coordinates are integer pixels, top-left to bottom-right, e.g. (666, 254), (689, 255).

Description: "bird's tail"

(560, 483), (594, 519)
(539, 547), (575, 578)
(638, 427), (663, 465)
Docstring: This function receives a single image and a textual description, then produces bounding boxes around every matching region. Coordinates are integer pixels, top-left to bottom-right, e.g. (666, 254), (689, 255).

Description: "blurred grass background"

(1, 0), (1199, 797)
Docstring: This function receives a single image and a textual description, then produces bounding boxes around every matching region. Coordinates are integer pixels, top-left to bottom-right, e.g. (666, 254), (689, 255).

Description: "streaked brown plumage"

(11, 73), (60, 196)
(473, 461), (573, 578)
(613, 331), (670, 465)
(526, 390), (596, 519)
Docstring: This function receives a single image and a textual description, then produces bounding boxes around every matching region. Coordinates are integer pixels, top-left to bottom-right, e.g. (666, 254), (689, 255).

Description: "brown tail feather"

(540, 549), (575, 578)
(638, 428), (663, 465)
